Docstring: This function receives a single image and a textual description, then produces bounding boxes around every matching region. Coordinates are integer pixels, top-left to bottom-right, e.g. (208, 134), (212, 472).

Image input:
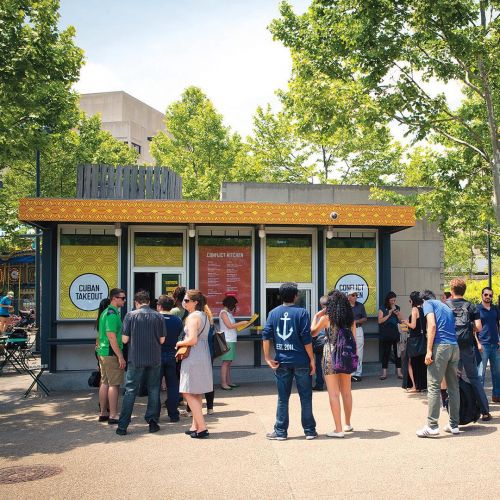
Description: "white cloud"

(74, 61), (125, 94)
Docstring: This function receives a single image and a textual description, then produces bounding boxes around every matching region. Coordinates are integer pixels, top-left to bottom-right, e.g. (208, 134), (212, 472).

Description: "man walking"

(477, 287), (500, 403)
(97, 288), (127, 425)
(116, 291), (166, 436)
(157, 294), (183, 422)
(346, 288), (367, 382)
(0, 291), (14, 333)
(262, 282), (317, 440)
(416, 290), (460, 437)
(447, 279), (491, 421)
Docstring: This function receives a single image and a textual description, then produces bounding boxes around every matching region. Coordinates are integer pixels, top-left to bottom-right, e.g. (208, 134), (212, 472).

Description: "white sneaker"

(443, 424), (459, 435)
(206, 408), (214, 415)
(326, 431), (345, 438)
(179, 409), (192, 417)
(343, 425), (354, 432)
(416, 425), (439, 438)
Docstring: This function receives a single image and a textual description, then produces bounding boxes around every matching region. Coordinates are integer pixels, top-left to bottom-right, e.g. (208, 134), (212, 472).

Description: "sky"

(60, 0), (310, 138)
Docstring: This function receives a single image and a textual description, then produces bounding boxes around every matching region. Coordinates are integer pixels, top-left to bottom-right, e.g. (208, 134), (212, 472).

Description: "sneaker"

(416, 426), (439, 438)
(169, 416), (180, 423)
(481, 413), (492, 421)
(149, 420), (160, 433)
(343, 424), (354, 432)
(207, 408), (214, 415)
(312, 386), (324, 391)
(305, 432), (318, 440)
(443, 424), (459, 435)
(116, 428), (127, 436)
(326, 431), (344, 438)
(266, 431), (287, 441)
(179, 409), (192, 417)
(191, 429), (209, 439)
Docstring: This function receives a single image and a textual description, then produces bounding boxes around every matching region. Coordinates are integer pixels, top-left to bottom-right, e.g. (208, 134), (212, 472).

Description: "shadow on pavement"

(205, 430), (256, 440)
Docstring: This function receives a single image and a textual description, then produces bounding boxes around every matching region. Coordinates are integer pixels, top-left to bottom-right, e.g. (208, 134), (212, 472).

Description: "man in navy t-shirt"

(416, 290), (460, 437)
(477, 286), (500, 403)
(262, 282), (317, 440)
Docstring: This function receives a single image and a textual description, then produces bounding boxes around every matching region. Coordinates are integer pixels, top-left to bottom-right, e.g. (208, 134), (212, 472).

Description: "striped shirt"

(122, 305), (166, 367)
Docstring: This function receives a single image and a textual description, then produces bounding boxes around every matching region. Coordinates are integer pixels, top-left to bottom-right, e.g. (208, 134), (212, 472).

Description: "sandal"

(229, 383), (240, 388)
(220, 386), (233, 391)
(379, 376), (387, 380)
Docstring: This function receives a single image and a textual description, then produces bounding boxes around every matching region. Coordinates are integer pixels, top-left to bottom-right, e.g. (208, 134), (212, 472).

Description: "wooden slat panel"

(115, 166), (123, 199)
(107, 165), (115, 199)
(122, 166), (131, 199)
(99, 164), (107, 198)
(129, 166), (139, 199)
(160, 168), (168, 198)
(90, 164), (99, 198)
(137, 166), (146, 199)
(145, 167), (153, 198)
(153, 166), (160, 199)
(84, 163), (92, 198)
(76, 164), (85, 198)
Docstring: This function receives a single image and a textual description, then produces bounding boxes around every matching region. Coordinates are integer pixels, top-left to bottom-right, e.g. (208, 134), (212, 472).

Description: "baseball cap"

(7, 291), (14, 297)
(345, 288), (358, 296)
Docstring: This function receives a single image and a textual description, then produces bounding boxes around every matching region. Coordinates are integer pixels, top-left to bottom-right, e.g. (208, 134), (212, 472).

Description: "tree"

(270, 0), (500, 223)
(0, 113), (138, 252)
(0, 0), (83, 169)
(151, 87), (243, 200)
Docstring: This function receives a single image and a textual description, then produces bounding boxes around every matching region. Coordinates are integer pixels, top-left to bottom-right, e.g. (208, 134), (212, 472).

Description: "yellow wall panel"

(267, 247), (312, 283)
(59, 245), (119, 319)
(326, 248), (377, 315)
(134, 246), (183, 267)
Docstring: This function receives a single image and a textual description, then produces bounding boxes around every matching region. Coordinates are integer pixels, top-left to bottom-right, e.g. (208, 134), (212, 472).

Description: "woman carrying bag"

(378, 291), (403, 380)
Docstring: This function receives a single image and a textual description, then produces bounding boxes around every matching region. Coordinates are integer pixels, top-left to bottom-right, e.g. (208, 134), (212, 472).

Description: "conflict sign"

(335, 274), (369, 304)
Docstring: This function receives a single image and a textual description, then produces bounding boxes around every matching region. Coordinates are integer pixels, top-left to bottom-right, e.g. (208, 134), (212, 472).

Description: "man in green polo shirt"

(97, 288), (127, 425)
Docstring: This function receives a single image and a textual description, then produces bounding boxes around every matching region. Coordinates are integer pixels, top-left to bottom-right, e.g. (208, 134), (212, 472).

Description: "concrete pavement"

(0, 372), (499, 499)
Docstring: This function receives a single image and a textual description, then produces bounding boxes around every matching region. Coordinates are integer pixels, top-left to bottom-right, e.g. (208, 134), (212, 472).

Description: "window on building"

(266, 234), (312, 283)
(134, 232), (183, 267)
(131, 142), (141, 154)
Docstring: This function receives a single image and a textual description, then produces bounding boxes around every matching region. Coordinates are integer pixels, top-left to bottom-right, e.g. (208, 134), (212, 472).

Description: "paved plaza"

(0, 372), (499, 499)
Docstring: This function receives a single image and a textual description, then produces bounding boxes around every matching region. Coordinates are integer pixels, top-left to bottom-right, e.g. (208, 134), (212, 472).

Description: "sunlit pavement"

(0, 373), (498, 499)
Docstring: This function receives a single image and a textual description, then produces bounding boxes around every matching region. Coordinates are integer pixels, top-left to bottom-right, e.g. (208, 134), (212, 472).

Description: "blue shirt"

(423, 299), (457, 345)
(477, 304), (500, 345)
(262, 305), (312, 365)
(0, 296), (12, 316)
(159, 312), (184, 356)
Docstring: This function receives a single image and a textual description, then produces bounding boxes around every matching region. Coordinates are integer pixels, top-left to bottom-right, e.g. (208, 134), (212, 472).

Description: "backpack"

(446, 299), (473, 346)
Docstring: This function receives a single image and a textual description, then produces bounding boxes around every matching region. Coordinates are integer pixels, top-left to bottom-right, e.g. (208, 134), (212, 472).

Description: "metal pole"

(487, 223), (492, 289)
(35, 150), (41, 350)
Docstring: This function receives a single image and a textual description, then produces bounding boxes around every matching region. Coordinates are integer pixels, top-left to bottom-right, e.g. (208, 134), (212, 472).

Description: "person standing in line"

(116, 291), (166, 436)
(347, 289), (367, 382)
(0, 291), (14, 333)
(262, 282), (317, 441)
(446, 279), (491, 421)
(156, 295), (183, 422)
(97, 289), (127, 425)
(176, 290), (213, 438)
(218, 296), (249, 390)
(171, 286), (188, 322)
(95, 298), (111, 421)
(477, 287), (500, 403)
(312, 290), (357, 438)
(440, 292), (451, 303)
(416, 290), (460, 437)
(378, 292), (403, 380)
(312, 296), (328, 391)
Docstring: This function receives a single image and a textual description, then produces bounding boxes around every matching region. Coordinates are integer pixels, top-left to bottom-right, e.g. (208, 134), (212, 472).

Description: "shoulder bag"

(406, 310), (427, 358)
(176, 315), (207, 361)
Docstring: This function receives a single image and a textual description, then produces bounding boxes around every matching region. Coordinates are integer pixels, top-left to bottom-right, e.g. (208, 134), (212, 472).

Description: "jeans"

(427, 344), (460, 429)
(353, 327), (364, 376)
(313, 351), (324, 389)
(118, 363), (161, 430)
(161, 353), (179, 419)
(274, 365), (316, 437)
(478, 343), (500, 397)
(459, 344), (490, 414)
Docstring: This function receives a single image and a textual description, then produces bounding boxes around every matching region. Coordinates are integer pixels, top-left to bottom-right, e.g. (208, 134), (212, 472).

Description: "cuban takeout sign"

(335, 274), (369, 304)
(69, 273), (109, 311)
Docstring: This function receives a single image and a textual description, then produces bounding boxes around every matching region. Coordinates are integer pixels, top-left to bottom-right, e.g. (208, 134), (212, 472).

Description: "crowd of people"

(93, 279), (499, 439)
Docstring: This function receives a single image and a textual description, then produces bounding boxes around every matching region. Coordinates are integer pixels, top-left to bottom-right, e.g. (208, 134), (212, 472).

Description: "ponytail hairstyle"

(204, 304), (214, 325)
(96, 298), (111, 328)
(326, 289), (354, 329)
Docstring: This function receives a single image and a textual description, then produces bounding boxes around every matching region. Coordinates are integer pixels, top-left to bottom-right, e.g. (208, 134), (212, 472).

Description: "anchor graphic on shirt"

(277, 311), (293, 341)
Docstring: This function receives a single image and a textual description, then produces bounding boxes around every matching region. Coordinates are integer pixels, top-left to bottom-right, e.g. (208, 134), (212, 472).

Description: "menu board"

(198, 239), (252, 316)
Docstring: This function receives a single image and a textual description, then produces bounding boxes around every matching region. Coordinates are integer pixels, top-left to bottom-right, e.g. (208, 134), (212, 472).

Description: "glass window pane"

(134, 232), (183, 267)
(266, 235), (312, 283)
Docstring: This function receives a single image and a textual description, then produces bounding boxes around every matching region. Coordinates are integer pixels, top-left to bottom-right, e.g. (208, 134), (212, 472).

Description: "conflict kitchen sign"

(198, 241), (252, 316)
(69, 274), (109, 311)
(335, 274), (370, 304)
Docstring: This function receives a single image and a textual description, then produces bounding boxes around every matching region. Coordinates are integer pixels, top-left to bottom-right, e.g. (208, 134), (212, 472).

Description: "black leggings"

(381, 340), (401, 369)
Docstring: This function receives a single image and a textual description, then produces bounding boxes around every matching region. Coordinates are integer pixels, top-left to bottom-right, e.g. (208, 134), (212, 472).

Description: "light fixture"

(258, 224), (266, 239)
(326, 226), (334, 239)
(188, 224), (196, 238)
(114, 223), (122, 238)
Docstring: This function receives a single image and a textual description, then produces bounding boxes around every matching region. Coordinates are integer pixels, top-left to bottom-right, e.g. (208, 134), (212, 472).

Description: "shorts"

(220, 342), (237, 361)
(98, 355), (124, 386)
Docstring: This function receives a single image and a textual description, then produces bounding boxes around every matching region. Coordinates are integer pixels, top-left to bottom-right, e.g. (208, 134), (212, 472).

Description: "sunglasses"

(483, 293), (493, 297)
(183, 298), (192, 303)
(116, 296), (126, 300)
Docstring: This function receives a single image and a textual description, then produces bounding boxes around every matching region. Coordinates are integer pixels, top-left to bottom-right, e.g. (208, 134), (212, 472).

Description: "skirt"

(219, 342), (237, 361)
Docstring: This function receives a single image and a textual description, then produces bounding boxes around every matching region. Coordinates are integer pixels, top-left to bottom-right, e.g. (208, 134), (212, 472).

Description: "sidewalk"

(0, 373), (498, 499)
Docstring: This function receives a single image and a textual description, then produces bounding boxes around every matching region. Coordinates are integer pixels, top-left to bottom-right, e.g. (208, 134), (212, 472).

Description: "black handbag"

(406, 312), (427, 358)
(213, 330), (230, 358)
(88, 370), (101, 388)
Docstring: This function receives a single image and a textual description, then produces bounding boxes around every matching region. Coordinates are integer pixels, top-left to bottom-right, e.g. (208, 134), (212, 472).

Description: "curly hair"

(326, 289), (354, 329)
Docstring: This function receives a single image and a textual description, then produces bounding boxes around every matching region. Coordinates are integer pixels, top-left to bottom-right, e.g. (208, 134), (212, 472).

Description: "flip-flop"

(229, 383), (240, 388)
(220, 386), (233, 391)
(379, 376), (387, 380)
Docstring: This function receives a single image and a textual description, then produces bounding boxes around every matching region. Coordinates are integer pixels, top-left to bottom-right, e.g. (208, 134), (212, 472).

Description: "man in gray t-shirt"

(347, 288), (367, 381)
(117, 291), (165, 436)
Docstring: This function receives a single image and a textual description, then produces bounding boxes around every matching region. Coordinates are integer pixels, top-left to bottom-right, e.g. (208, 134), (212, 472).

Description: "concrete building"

(79, 91), (165, 164)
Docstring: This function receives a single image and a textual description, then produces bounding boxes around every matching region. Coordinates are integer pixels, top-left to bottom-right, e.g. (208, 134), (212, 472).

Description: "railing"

(76, 164), (182, 200)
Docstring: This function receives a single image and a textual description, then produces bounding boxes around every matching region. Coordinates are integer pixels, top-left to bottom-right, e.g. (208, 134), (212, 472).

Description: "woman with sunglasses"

(176, 290), (213, 438)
